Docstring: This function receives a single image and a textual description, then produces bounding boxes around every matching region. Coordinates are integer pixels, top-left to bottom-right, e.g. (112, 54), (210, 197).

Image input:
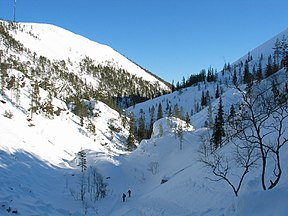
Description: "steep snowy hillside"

(0, 76), (131, 215)
(0, 20), (170, 109)
(128, 27), (288, 127)
(8, 22), (167, 87)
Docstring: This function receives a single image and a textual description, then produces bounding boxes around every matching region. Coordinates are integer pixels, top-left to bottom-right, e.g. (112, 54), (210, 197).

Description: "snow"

(5, 21), (169, 90)
(1, 20), (288, 215)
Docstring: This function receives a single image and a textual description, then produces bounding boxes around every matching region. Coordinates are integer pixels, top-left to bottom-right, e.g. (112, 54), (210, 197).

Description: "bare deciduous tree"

(231, 78), (288, 190)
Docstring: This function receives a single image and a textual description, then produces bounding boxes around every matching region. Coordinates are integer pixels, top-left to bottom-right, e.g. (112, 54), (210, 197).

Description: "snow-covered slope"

(6, 21), (168, 89)
(128, 27), (288, 127)
(1, 20), (288, 216)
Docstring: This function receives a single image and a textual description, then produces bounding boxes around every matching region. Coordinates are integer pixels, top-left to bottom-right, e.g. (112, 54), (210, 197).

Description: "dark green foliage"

(265, 55), (275, 77)
(232, 68), (238, 86)
(185, 112), (190, 127)
(282, 54), (288, 71)
(211, 97), (225, 149)
(207, 66), (217, 82)
(77, 149), (87, 173)
(149, 105), (155, 135)
(227, 105), (236, 126)
(31, 79), (41, 116)
(127, 113), (136, 151)
(215, 84), (220, 99)
(243, 60), (253, 84)
(256, 61), (263, 82)
(137, 114), (146, 142)
(157, 103), (163, 120)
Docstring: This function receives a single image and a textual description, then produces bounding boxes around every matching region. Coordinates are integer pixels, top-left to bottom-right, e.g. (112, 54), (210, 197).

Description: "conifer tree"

(0, 64), (8, 96)
(185, 112), (190, 127)
(215, 84), (220, 99)
(201, 90), (206, 107)
(30, 79), (41, 119)
(211, 97), (225, 149)
(173, 104), (181, 119)
(243, 60), (252, 84)
(232, 68), (237, 86)
(265, 55), (274, 77)
(157, 103), (163, 120)
(256, 61), (263, 82)
(227, 104), (236, 126)
(282, 54), (288, 71)
(137, 114), (146, 141)
(207, 104), (213, 129)
(77, 149), (87, 173)
(127, 113), (136, 151)
(149, 105), (155, 135)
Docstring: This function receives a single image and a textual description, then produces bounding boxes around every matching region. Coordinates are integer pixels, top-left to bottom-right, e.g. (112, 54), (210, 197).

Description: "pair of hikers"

(122, 189), (131, 202)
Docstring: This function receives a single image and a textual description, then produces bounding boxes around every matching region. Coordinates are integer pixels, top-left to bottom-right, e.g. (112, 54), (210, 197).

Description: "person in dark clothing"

(122, 193), (126, 202)
(127, 189), (131, 197)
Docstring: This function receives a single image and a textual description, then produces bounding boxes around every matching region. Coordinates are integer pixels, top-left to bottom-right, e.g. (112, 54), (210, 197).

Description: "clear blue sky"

(1, 0), (288, 83)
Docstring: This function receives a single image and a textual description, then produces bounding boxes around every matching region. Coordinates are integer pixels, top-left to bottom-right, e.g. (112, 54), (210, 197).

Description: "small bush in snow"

(3, 110), (13, 119)
(147, 161), (159, 175)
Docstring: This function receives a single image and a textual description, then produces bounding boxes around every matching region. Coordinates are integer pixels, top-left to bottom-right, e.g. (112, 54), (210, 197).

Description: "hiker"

(122, 193), (126, 202)
(127, 189), (131, 197)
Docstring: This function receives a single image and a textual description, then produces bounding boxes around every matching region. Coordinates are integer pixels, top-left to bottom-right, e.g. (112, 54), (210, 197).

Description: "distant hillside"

(0, 20), (170, 110)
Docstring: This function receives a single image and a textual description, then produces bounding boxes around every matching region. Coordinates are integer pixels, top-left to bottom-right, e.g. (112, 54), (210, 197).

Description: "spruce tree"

(137, 114), (146, 141)
(256, 61), (263, 82)
(243, 60), (252, 84)
(0, 63), (8, 96)
(185, 112), (190, 127)
(207, 104), (213, 129)
(215, 84), (220, 99)
(31, 79), (41, 119)
(77, 149), (87, 173)
(232, 68), (237, 86)
(127, 113), (136, 151)
(149, 105), (155, 135)
(211, 97), (225, 149)
(265, 55), (274, 77)
(157, 103), (163, 120)
(227, 104), (236, 125)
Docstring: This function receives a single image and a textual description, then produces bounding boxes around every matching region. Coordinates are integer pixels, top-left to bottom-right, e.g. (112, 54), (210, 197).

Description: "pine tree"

(232, 68), (238, 86)
(30, 79), (41, 119)
(243, 60), (252, 84)
(227, 104), (236, 125)
(211, 97), (225, 149)
(149, 105), (155, 135)
(256, 61), (263, 82)
(207, 104), (213, 129)
(282, 54), (288, 71)
(215, 84), (220, 99)
(273, 38), (281, 67)
(265, 55), (274, 77)
(0, 61), (9, 96)
(185, 112), (190, 127)
(77, 149), (87, 173)
(205, 90), (211, 105)
(157, 103), (163, 120)
(201, 90), (207, 107)
(173, 104), (181, 118)
(127, 113), (136, 151)
(137, 114), (146, 141)
(43, 91), (54, 118)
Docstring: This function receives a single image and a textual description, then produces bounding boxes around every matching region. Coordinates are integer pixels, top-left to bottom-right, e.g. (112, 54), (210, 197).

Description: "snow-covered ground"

(0, 21), (288, 215)
(1, 95), (288, 215)
(4, 21), (169, 90)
